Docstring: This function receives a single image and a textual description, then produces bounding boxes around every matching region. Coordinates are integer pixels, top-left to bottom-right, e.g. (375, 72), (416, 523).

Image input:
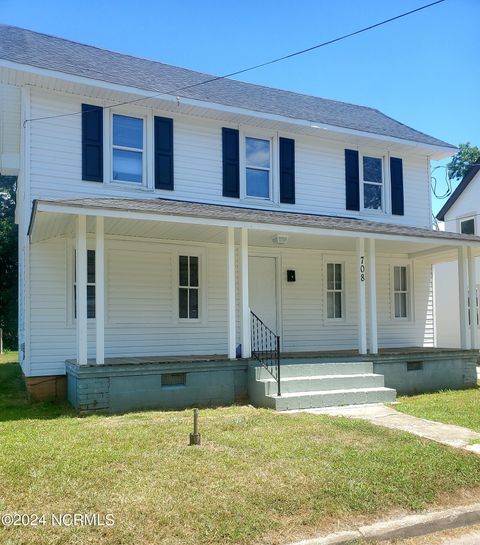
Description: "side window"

(460, 218), (475, 235)
(326, 263), (343, 319)
(179, 256), (199, 319)
(74, 250), (96, 319)
(393, 265), (408, 319)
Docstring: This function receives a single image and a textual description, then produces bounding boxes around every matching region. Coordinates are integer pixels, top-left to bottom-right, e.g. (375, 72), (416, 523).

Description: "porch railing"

(250, 310), (281, 397)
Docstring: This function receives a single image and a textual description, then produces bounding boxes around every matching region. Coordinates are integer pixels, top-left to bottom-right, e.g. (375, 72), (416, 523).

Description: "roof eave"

(1, 58), (456, 158)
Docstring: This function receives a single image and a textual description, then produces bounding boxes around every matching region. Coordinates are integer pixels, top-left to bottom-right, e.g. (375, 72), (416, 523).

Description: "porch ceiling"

(30, 202), (479, 262)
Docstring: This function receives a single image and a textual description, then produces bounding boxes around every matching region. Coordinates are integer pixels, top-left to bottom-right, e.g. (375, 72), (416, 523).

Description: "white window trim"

(104, 108), (154, 190)
(239, 128), (279, 204)
(172, 247), (207, 325)
(322, 258), (347, 323)
(458, 215), (476, 235)
(390, 263), (414, 321)
(360, 153), (388, 215)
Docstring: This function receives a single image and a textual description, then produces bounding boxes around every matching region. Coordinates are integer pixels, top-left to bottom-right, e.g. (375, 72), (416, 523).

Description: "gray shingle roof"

(0, 24), (454, 150)
(34, 197), (480, 244)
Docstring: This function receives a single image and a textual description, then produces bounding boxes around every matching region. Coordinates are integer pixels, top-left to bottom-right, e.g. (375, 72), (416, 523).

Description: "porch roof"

(31, 197), (480, 249)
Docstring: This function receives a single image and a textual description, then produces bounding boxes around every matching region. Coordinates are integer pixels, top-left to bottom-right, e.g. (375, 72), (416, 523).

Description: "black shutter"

(345, 149), (360, 211)
(222, 128), (240, 198)
(390, 157), (404, 216)
(279, 137), (295, 204)
(154, 116), (174, 190)
(82, 104), (103, 182)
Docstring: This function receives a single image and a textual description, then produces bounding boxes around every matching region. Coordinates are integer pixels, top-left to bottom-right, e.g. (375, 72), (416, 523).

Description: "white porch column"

(458, 246), (470, 349)
(367, 238), (378, 354)
(239, 228), (251, 358)
(468, 247), (479, 350)
(227, 226), (237, 359)
(76, 215), (88, 365)
(95, 216), (105, 365)
(357, 237), (368, 355)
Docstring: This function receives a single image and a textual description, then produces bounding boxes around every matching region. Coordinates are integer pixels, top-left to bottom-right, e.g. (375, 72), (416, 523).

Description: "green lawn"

(395, 385), (480, 433)
(2, 354), (480, 545)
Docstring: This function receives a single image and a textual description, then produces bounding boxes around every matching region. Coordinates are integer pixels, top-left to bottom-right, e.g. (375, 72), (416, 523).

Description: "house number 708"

(360, 256), (365, 282)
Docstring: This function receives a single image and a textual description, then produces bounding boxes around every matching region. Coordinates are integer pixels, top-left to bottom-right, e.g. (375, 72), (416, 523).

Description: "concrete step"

(253, 361), (373, 380)
(271, 387), (397, 411)
(261, 373), (385, 395)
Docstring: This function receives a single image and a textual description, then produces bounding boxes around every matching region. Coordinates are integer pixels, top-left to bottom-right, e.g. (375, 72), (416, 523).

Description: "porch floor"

(66, 347), (473, 367)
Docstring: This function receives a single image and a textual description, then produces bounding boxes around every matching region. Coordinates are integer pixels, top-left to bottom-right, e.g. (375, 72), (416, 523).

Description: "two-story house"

(1, 25), (479, 413)
(435, 163), (480, 348)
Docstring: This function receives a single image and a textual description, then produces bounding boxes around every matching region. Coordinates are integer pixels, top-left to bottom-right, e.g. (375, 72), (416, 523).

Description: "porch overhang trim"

(30, 198), (480, 249)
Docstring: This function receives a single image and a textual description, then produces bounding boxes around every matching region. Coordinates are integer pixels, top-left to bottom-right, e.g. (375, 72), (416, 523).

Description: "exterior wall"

(28, 235), (434, 377)
(28, 88), (432, 228)
(0, 83), (21, 174)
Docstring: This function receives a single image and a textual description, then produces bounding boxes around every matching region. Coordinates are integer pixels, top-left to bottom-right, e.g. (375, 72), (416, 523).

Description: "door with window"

(248, 256), (278, 333)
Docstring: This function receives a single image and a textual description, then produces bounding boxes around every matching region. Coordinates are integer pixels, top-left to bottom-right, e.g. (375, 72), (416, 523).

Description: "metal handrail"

(250, 310), (281, 397)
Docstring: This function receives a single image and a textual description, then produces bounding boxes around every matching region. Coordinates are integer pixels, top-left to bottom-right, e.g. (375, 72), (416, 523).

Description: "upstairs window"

(112, 114), (144, 184)
(179, 256), (199, 319)
(460, 218), (475, 235)
(74, 250), (96, 319)
(326, 263), (344, 319)
(362, 156), (384, 211)
(393, 265), (408, 319)
(245, 137), (271, 199)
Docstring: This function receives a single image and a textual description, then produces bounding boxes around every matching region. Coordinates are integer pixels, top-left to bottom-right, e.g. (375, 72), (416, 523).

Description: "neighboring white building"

(435, 164), (480, 348)
(1, 25), (478, 412)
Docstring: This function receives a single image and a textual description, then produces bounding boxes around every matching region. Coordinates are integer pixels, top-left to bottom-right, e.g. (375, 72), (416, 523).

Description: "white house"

(435, 164), (480, 348)
(1, 25), (479, 412)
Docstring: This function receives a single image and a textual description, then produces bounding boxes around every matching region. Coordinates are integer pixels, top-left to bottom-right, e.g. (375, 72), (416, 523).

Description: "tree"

(447, 142), (480, 181)
(0, 175), (18, 350)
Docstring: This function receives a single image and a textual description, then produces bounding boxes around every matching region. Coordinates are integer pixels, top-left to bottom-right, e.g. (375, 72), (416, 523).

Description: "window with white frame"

(362, 155), (384, 211)
(112, 114), (144, 184)
(393, 265), (408, 319)
(245, 136), (271, 199)
(326, 263), (343, 319)
(460, 217), (475, 235)
(178, 255), (199, 319)
(74, 250), (96, 319)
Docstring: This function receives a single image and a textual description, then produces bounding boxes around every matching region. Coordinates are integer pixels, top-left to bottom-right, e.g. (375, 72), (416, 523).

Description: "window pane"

(189, 257), (199, 287)
(363, 156), (382, 183)
(179, 288), (188, 318)
(364, 183), (382, 210)
(179, 256), (189, 286)
(461, 219), (475, 235)
(327, 264), (334, 290)
(394, 293), (401, 318)
(327, 291), (334, 319)
(335, 292), (342, 318)
(87, 250), (96, 284)
(113, 149), (143, 183)
(113, 114), (143, 149)
(87, 285), (96, 319)
(189, 288), (199, 319)
(400, 293), (407, 318)
(246, 137), (270, 168)
(246, 168), (269, 198)
(335, 264), (342, 290)
(400, 267), (407, 291)
(394, 267), (400, 292)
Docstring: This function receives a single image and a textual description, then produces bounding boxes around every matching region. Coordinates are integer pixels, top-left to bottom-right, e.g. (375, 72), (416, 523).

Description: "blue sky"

(1, 0), (479, 213)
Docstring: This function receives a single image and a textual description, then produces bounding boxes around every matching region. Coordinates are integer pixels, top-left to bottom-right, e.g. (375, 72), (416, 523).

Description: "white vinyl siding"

(28, 88), (432, 228)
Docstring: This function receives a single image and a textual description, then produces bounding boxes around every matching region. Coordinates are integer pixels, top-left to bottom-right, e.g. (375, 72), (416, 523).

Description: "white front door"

(249, 256), (278, 333)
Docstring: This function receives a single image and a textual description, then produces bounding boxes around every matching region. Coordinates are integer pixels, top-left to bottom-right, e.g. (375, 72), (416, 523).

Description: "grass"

(395, 385), (480, 433)
(2, 355), (480, 544)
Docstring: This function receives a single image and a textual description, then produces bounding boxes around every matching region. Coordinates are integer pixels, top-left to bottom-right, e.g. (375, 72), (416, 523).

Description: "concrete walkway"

(300, 404), (480, 454)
